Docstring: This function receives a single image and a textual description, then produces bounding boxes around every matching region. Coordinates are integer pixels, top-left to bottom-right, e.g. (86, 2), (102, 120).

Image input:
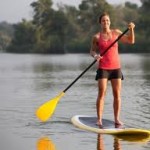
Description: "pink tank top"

(98, 30), (121, 69)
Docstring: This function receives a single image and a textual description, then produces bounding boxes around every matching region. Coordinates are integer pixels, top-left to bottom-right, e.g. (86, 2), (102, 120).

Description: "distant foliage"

(0, 22), (13, 51)
(2, 0), (150, 53)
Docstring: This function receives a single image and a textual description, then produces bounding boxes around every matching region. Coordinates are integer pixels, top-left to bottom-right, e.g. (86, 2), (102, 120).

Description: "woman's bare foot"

(114, 120), (124, 128)
(96, 120), (103, 128)
(115, 120), (123, 125)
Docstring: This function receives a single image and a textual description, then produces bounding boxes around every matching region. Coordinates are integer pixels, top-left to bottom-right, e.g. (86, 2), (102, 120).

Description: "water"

(0, 53), (150, 150)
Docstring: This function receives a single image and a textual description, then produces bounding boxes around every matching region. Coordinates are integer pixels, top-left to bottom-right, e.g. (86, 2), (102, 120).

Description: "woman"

(90, 12), (135, 126)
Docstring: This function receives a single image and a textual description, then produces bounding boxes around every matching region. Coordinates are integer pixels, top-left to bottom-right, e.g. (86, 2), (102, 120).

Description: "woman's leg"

(96, 79), (108, 126)
(111, 79), (123, 125)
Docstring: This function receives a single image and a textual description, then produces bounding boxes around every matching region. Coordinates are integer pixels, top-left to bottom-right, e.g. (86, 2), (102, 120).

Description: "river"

(0, 53), (149, 150)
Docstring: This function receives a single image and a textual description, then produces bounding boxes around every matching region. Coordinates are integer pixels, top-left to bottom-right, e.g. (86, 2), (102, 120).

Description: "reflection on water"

(97, 134), (150, 150)
(37, 134), (150, 150)
(37, 137), (56, 150)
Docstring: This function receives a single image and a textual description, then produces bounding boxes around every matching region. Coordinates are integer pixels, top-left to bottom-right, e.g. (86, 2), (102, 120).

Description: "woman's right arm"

(90, 35), (101, 60)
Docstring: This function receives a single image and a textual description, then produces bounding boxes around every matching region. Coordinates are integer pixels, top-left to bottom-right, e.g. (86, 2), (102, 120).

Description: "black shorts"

(95, 68), (124, 80)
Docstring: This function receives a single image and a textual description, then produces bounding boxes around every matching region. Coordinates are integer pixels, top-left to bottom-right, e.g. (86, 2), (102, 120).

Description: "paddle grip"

(63, 28), (129, 93)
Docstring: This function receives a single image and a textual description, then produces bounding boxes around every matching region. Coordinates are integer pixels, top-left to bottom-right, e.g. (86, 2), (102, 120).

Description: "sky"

(0, 0), (141, 23)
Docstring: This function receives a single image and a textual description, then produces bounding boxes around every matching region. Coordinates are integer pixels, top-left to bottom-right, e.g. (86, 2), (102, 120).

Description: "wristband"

(94, 54), (98, 58)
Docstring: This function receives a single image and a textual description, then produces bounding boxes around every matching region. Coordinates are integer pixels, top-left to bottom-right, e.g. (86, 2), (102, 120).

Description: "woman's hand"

(94, 54), (103, 61)
(128, 22), (135, 30)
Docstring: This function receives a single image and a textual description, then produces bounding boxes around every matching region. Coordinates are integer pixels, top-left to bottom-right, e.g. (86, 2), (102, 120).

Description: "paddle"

(36, 28), (129, 122)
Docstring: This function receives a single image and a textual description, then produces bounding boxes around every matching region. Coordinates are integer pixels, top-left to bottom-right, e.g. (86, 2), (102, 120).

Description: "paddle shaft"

(63, 28), (129, 93)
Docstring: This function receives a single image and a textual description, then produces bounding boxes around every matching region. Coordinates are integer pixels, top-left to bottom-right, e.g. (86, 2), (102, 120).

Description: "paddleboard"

(71, 115), (150, 135)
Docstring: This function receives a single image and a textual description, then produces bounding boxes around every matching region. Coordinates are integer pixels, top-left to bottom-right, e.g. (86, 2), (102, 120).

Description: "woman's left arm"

(116, 22), (135, 44)
(127, 22), (135, 44)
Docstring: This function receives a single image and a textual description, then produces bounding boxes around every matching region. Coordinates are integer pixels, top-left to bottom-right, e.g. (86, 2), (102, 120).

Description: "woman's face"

(100, 15), (111, 29)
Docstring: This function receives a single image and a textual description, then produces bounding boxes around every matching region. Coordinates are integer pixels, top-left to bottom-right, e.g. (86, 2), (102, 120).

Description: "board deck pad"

(79, 116), (125, 129)
(71, 115), (150, 135)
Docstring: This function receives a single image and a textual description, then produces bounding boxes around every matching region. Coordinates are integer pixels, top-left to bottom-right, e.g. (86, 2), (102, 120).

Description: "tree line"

(0, 0), (150, 53)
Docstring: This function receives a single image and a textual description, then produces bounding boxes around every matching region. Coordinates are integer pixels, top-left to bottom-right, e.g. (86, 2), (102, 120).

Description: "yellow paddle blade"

(37, 137), (56, 150)
(36, 92), (65, 122)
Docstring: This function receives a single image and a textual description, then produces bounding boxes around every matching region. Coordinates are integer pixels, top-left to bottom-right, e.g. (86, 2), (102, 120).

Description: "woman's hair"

(99, 12), (110, 24)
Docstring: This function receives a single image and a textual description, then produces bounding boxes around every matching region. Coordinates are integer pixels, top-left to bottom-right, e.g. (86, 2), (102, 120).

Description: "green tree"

(31, 0), (70, 53)
(60, 5), (85, 53)
(7, 20), (36, 53)
(0, 22), (14, 51)
(31, 0), (54, 53)
(138, 0), (150, 36)
(7, 0), (150, 53)
(47, 10), (70, 53)
(0, 32), (11, 51)
(136, 0), (150, 52)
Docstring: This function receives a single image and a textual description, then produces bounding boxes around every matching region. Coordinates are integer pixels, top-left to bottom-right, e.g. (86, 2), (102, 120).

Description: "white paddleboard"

(71, 115), (150, 135)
